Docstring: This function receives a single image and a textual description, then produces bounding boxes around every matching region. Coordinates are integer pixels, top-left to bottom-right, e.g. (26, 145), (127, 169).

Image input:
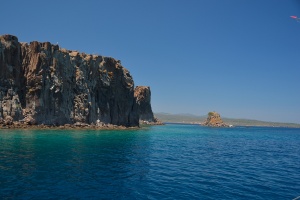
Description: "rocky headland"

(202, 111), (230, 127)
(134, 86), (163, 125)
(0, 34), (159, 129)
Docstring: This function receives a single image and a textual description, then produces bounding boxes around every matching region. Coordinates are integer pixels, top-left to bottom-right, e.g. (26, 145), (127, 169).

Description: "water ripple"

(0, 125), (300, 199)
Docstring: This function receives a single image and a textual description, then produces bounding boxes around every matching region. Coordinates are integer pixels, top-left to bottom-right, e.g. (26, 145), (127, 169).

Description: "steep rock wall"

(0, 34), (139, 126)
(134, 86), (154, 122)
(134, 86), (162, 124)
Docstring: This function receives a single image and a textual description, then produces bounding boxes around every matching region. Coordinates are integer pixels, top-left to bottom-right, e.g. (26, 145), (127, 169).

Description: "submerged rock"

(0, 34), (139, 127)
(202, 111), (230, 127)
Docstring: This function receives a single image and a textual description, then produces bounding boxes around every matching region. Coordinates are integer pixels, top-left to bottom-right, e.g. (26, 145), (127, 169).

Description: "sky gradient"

(1, 0), (300, 123)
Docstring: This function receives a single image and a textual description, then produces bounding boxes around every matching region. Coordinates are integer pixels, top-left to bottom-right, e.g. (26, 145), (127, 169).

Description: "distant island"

(155, 112), (300, 128)
(0, 34), (161, 129)
(202, 111), (231, 127)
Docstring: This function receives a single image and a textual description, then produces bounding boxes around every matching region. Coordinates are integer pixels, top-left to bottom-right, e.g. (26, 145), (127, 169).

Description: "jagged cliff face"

(0, 34), (139, 126)
(134, 86), (156, 122)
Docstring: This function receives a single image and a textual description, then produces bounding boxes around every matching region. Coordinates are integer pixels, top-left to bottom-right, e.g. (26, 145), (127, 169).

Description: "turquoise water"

(0, 124), (300, 199)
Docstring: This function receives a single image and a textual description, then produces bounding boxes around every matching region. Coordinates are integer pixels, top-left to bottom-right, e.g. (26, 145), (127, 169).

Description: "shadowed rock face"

(134, 86), (154, 122)
(0, 34), (139, 126)
(134, 86), (162, 125)
(203, 111), (229, 127)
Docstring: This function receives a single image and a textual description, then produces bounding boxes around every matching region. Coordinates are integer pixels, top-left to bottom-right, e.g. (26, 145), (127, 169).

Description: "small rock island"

(202, 111), (231, 127)
(0, 34), (160, 129)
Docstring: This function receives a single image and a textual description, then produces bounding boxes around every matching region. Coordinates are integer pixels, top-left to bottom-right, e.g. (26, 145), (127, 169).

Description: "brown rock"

(24, 116), (37, 125)
(203, 111), (229, 127)
(4, 116), (13, 125)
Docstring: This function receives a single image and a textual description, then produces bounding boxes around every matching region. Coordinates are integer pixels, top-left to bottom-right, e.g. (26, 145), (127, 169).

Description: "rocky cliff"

(134, 86), (162, 125)
(202, 111), (229, 127)
(0, 34), (139, 127)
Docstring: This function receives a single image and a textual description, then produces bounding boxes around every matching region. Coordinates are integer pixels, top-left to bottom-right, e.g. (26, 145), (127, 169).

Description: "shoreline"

(2, 122), (298, 130)
(0, 123), (139, 131)
(155, 113), (300, 128)
(164, 122), (300, 128)
(0, 121), (165, 131)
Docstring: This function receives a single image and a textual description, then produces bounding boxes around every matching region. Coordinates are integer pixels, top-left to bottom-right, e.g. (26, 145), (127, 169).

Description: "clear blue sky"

(1, 0), (300, 123)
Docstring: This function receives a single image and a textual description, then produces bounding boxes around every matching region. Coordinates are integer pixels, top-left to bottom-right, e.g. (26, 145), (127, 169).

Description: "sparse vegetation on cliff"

(208, 112), (215, 116)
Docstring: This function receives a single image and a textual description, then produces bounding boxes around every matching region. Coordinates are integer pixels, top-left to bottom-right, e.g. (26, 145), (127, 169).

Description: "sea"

(0, 124), (299, 200)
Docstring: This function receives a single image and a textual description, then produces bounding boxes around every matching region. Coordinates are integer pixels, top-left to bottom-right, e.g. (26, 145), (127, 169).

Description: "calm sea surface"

(0, 124), (299, 199)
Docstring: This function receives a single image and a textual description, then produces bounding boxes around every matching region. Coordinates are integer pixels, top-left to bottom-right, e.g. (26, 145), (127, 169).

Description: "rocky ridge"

(0, 34), (157, 128)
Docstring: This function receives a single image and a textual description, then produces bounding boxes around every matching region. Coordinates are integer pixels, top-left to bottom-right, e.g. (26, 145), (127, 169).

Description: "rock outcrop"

(0, 34), (139, 127)
(202, 111), (229, 127)
(134, 86), (162, 125)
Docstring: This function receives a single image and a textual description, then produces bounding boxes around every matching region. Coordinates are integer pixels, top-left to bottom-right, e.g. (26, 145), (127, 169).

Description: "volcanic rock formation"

(203, 111), (229, 127)
(0, 34), (140, 127)
(134, 86), (162, 125)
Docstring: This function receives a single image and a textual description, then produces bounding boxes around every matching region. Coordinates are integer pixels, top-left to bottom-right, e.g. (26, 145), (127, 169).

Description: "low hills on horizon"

(154, 112), (300, 128)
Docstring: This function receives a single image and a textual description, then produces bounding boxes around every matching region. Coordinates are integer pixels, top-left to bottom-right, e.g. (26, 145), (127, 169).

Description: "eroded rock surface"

(203, 111), (229, 127)
(134, 86), (162, 125)
(0, 34), (139, 127)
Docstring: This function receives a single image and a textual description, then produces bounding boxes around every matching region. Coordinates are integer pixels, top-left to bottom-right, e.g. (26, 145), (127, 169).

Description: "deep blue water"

(0, 124), (300, 199)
